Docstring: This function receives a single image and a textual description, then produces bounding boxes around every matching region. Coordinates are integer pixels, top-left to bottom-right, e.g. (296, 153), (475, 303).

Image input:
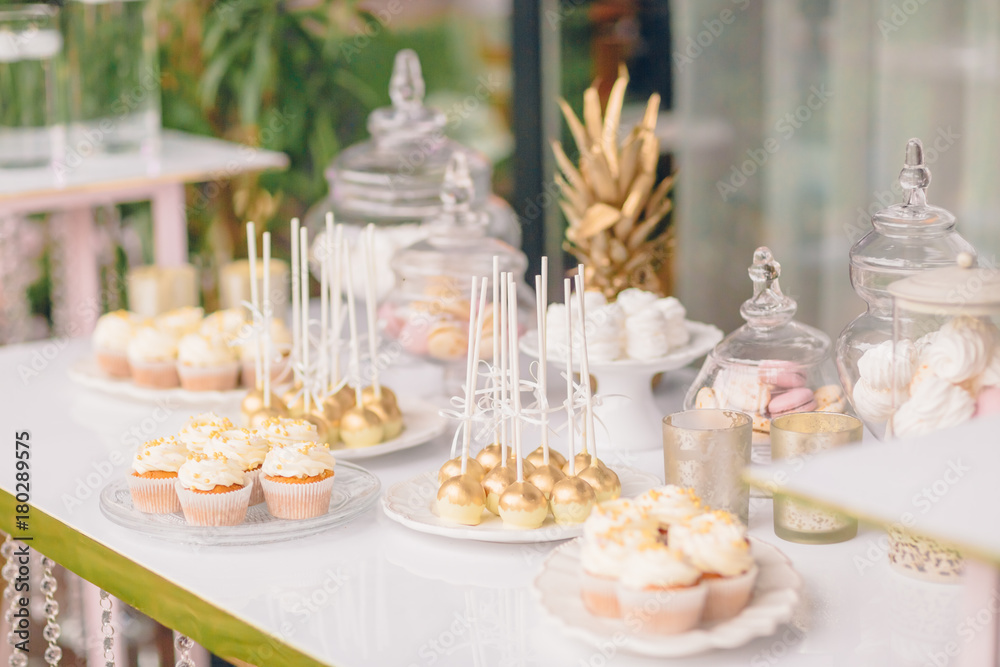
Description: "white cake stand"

(520, 321), (722, 452)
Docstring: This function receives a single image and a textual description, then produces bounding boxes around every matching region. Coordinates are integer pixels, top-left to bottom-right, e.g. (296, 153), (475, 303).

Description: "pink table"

(0, 130), (288, 335)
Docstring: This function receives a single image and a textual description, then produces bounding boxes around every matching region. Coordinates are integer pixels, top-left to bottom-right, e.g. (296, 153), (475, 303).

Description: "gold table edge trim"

(0, 489), (333, 667)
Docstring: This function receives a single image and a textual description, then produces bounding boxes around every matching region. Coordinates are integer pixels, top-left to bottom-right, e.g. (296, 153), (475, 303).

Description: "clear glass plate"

(100, 462), (380, 546)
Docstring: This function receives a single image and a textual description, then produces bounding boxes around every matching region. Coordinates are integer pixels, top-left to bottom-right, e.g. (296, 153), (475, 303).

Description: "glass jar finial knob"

(739, 247), (797, 328)
(389, 49), (425, 112)
(899, 138), (930, 206)
(441, 153), (475, 215)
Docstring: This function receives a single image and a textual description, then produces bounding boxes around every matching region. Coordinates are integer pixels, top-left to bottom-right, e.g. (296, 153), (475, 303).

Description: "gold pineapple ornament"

(553, 65), (675, 298)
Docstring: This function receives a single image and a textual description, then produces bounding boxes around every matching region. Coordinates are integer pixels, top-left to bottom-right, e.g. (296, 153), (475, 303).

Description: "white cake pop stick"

(262, 232), (272, 408)
(509, 275), (524, 483)
(535, 268), (549, 465)
(290, 218), (300, 387)
(461, 278), (489, 474)
(574, 268), (597, 460)
(564, 279), (577, 475)
(321, 214), (332, 393)
(492, 257), (501, 446)
(300, 226), (311, 414)
(246, 222), (262, 391)
(332, 224), (343, 388)
(498, 273), (509, 464)
(364, 224), (381, 399)
(344, 242), (364, 408)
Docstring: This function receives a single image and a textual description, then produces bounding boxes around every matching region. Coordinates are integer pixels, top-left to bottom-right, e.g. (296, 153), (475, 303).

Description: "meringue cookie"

(892, 372), (975, 438)
(923, 317), (995, 384)
(653, 297), (687, 323)
(614, 288), (658, 316)
(579, 304), (624, 362)
(852, 378), (895, 423)
(857, 340), (917, 392)
(976, 350), (1000, 390)
(625, 308), (671, 360)
(714, 368), (770, 414)
(664, 321), (691, 349)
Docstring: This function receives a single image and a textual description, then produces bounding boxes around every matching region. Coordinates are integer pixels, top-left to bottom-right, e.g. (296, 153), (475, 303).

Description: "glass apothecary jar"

(836, 138), (976, 439)
(305, 49), (519, 300)
(684, 247), (846, 465)
(381, 153), (532, 392)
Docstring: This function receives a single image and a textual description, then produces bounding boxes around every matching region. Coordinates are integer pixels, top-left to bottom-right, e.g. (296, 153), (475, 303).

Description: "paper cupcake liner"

(618, 581), (708, 635)
(580, 568), (621, 618)
(175, 482), (251, 526)
(127, 474), (180, 514)
(246, 467), (264, 505)
(261, 474), (335, 520)
(703, 564), (758, 621)
(178, 362), (240, 392)
(95, 349), (131, 378)
(130, 359), (180, 388)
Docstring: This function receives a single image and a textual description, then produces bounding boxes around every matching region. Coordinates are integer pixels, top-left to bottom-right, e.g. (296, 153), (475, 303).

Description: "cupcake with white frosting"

(177, 332), (240, 391)
(617, 536), (707, 635)
(580, 524), (652, 618)
(258, 416), (322, 449)
(633, 486), (704, 532)
(177, 412), (234, 453)
(175, 452), (251, 526)
(127, 436), (186, 513)
(204, 428), (269, 505)
(260, 441), (336, 519)
(93, 310), (138, 378)
(669, 510), (757, 621)
(199, 308), (247, 346)
(127, 325), (180, 388)
(153, 306), (204, 339)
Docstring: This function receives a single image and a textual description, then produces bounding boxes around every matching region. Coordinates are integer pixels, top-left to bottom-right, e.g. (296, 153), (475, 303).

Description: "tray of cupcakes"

(532, 488), (801, 657)
(99, 411), (381, 546)
(381, 261), (660, 543)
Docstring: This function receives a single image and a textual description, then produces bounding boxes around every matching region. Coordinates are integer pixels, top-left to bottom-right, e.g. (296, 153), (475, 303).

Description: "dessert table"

(0, 336), (967, 666)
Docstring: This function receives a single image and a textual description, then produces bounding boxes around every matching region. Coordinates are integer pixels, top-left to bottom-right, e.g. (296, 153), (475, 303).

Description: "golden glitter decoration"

(241, 389), (288, 426)
(498, 481), (548, 529)
(526, 463), (566, 501)
(438, 457), (485, 486)
(475, 443), (503, 473)
(577, 464), (622, 503)
(339, 405), (384, 448)
(526, 446), (567, 470)
(554, 66), (676, 298)
(435, 473), (487, 525)
(550, 477), (597, 525)
(482, 464), (516, 515)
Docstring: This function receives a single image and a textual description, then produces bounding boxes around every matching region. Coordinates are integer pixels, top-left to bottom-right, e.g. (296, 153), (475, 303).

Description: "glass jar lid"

(889, 252), (1000, 315)
(326, 49), (492, 223)
(711, 247), (831, 367)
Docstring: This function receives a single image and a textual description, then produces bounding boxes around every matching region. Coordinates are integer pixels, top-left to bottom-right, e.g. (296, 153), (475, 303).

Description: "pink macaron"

(768, 386), (817, 417)
(974, 386), (1000, 418)
(758, 360), (808, 389)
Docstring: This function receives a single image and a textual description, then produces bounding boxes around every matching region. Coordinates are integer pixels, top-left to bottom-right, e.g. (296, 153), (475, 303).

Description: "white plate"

(520, 320), (722, 373)
(99, 462), (380, 546)
(331, 397), (447, 460)
(533, 537), (801, 657)
(68, 357), (244, 406)
(380, 466), (661, 544)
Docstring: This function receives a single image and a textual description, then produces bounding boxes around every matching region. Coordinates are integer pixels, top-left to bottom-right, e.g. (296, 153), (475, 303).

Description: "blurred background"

(2, 0), (999, 347)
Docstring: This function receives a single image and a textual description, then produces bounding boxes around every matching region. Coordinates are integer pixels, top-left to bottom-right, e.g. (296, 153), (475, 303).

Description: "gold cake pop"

(340, 404), (383, 448)
(482, 462), (516, 515)
(282, 385), (306, 417)
(577, 464), (622, 503)
(550, 476), (597, 525)
(362, 384), (397, 410)
(438, 456), (485, 485)
(498, 481), (548, 529)
(436, 473), (486, 525)
(332, 384), (357, 411)
(561, 452), (608, 476)
(527, 463), (566, 501)
(526, 446), (567, 470)
(241, 389), (288, 425)
(364, 390), (403, 439)
(475, 443), (503, 472)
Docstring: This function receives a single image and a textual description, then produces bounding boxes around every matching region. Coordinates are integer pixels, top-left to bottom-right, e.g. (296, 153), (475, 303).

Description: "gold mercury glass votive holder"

(663, 409), (752, 525)
(771, 412), (861, 545)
